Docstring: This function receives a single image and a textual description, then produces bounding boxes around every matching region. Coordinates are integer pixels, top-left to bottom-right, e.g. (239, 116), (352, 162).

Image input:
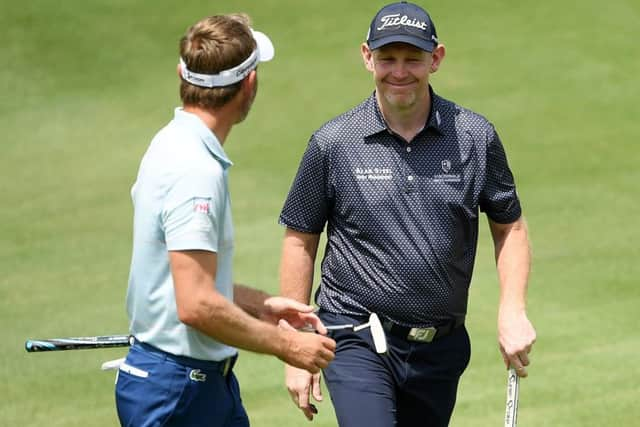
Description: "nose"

(390, 62), (409, 79)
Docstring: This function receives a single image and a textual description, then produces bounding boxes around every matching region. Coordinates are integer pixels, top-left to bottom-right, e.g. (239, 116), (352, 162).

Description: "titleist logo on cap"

(377, 13), (427, 31)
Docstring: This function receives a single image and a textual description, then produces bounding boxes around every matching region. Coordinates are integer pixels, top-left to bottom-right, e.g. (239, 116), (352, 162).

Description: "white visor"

(180, 28), (274, 88)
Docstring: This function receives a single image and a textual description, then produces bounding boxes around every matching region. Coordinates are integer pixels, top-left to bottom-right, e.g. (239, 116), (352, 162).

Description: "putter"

(321, 313), (387, 354)
(25, 335), (132, 352)
(504, 367), (520, 427)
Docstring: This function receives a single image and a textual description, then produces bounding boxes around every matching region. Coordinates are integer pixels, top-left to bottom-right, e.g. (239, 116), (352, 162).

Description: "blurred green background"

(2, 0), (639, 425)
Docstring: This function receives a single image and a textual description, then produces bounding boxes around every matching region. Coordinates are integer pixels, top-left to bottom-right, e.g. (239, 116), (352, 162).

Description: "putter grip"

(504, 367), (519, 427)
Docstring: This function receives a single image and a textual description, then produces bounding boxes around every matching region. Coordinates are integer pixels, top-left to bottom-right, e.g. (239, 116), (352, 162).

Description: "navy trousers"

(319, 311), (471, 427)
(115, 341), (249, 427)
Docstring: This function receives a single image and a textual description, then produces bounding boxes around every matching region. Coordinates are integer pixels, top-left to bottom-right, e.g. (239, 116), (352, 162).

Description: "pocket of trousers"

(119, 361), (150, 378)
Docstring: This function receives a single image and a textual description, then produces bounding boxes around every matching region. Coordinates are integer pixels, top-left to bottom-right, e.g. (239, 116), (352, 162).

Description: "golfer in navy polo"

(279, 2), (536, 426)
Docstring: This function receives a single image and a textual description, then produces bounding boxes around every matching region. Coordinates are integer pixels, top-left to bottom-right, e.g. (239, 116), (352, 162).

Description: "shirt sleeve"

(479, 127), (522, 223)
(161, 167), (226, 252)
(279, 134), (329, 233)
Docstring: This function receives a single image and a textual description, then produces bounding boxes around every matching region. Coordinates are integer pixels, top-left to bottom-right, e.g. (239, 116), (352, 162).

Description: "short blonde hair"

(179, 14), (256, 109)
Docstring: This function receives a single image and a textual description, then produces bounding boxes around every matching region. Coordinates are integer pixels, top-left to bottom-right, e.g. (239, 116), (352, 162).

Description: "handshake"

(264, 297), (387, 374)
(262, 296), (336, 373)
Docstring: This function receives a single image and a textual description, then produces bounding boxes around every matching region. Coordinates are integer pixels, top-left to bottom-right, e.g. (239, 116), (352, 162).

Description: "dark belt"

(381, 316), (465, 343)
(133, 339), (236, 377)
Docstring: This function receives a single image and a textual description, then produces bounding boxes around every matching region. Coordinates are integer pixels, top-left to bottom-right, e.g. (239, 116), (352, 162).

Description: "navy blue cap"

(367, 1), (438, 52)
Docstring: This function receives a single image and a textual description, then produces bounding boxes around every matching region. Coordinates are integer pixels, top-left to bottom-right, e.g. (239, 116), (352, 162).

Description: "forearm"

(491, 218), (537, 373)
(494, 218), (531, 313)
(170, 250), (290, 358)
(188, 287), (291, 357)
(234, 284), (271, 319)
(279, 229), (320, 303)
(280, 255), (314, 303)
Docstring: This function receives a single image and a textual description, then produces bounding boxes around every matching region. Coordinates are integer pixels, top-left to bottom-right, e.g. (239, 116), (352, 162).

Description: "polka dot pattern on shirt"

(279, 89), (521, 327)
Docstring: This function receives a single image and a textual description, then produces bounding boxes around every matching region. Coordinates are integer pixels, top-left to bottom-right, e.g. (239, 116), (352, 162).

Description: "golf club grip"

(504, 367), (520, 427)
(25, 335), (132, 352)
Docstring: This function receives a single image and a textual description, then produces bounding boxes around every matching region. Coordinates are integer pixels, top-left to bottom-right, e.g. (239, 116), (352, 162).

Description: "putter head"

(368, 313), (388, 354)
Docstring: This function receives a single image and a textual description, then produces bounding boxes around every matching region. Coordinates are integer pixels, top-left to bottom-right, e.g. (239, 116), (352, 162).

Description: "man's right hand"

(277, 319), (335, 374)
(285, 364), (324, 421)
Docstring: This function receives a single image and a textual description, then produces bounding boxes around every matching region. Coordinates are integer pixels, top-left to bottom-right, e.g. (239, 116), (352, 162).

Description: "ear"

(242, 69), (257, 93)
(361, 43), (374, 72)
(429, 44), (446, 73)
(176, 62), (182, 78)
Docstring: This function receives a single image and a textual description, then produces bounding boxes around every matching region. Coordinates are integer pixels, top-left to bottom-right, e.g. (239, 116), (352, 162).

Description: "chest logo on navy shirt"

(441, 160), (451, 173)
(433, 159), (461, 183)
(354, 167), (393, 181)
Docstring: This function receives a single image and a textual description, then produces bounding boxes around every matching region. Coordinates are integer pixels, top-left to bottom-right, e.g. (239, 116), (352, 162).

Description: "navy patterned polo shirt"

(279, 88), (522, 327)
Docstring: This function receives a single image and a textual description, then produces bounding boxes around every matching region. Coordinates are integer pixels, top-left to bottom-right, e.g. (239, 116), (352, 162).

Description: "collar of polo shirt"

(360, 87), (445, 138)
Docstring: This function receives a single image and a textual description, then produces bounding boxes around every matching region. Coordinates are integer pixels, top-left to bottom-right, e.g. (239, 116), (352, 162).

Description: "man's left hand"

(263, 297), (328, 334)
(498, 310), (536, 377)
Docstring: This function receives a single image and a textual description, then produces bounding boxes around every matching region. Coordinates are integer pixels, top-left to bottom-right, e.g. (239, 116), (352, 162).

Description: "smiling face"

(362, 42), (444, 113)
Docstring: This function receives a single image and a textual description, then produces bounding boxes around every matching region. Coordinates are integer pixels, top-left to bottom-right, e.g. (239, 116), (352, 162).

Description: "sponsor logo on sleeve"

(193, 198), (211, 214)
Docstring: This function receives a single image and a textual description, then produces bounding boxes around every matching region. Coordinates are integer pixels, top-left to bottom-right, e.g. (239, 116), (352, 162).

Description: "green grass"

(2, 0), (639, 425)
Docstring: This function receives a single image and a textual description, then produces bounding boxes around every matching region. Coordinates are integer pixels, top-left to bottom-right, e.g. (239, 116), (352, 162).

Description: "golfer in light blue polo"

(115, 13), (335, 427)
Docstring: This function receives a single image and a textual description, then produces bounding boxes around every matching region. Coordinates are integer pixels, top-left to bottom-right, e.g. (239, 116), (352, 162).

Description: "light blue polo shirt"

(126, 108), (237, 361)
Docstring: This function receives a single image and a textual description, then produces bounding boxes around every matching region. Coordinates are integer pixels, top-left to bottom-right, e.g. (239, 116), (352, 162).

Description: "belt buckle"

(407, 326), (437, 342)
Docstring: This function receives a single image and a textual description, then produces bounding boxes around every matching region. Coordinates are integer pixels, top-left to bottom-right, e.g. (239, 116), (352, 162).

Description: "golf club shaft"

(300, 324), (356, 332)
(25, 335), (132, 352)
(325, 324), (356, 331)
